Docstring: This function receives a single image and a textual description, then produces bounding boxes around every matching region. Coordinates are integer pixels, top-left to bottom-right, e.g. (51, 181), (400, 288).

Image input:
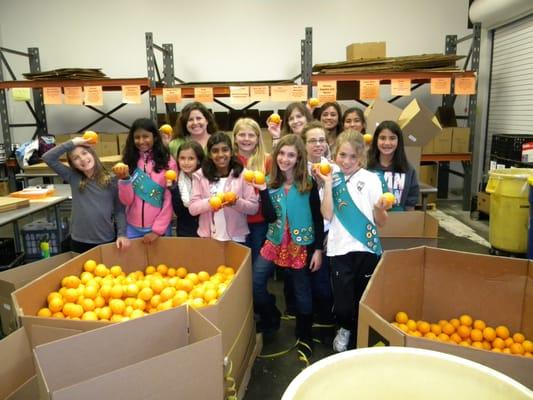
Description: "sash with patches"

(372, 169), (404, 211)
(131, 167), (164, 208)
(332, 172), (383, 255)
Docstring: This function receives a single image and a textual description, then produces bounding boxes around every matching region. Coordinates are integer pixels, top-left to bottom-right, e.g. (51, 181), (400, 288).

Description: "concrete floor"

(244, 200), (493, 400)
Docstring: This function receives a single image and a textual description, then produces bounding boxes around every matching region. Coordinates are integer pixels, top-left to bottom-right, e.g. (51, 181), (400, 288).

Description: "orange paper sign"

(270, 86), (292, 102)
(317, 81), (337, 103)
(230, 86), (250, 104)
(194, 87), (214, 103)
(250, 86), (269, 101)
(430, 78), (451, 95)
(122, 85), (141, 104)
(289, 85), (308, 101)
(454, 77), (476, 95)
(360, 80), (380, 99)
(43, 87), (62, 105)
(391, 79), (411, 96)
(162, 88), (182, 103)
(84, 86), (104, 106)
(64, 87), (83, 105)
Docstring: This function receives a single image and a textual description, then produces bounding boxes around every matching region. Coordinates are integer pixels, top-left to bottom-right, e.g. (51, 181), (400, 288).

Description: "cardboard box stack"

(346, 41), (386, 61)
(10, 237), (257, 396)
(358, 247), (533, 389)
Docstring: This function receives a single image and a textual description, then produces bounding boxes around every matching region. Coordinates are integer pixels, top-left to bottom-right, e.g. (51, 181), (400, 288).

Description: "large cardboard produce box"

(0, 252), (77, 336)
(452, 127), (471, 153)
(11, 238), (255, 394)
(0, 324), (81, 400)
(378, 212), (438, 250)
(34, 305), (223, 400)
(364, 98), (402, 135)
(398, 99), (442, 147)
(346, 41), (386, 61)
(358, 247), (533, 389)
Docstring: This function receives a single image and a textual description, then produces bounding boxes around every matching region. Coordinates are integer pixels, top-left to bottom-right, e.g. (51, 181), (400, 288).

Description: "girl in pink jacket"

(116, 118), (177, 243)
(189, 132), (258, 242)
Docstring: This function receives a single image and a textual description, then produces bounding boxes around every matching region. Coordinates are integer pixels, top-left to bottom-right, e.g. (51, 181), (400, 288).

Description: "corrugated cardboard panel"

(5, 376), (38, 400)
(363, 99), (402, 135)
(398, 99), (442, 147)
(0, 329), (34, 400)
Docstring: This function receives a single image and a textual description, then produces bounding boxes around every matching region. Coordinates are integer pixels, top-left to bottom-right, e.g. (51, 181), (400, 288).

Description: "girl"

(189, 132), (258, 242)
(251, 134), (324, 363)
(317, 130), (389, 353)
(233, 118), (271, 263)
(303, 121), (329, 167)
(117, 118), (177, 243)
(317, 102), (343, 147)
(267, 102), (313, 147)
(367, 120), (420, 211)
(169, 102), (218, 159)
(42, 137), (129, 253)
(342, 107), (366, 133)
(168, 141), (205, 237)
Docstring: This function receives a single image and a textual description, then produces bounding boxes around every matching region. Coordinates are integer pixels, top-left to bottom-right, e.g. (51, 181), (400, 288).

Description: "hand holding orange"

(243, 170), (255, 183)
(308, 98), (320, 108)
(159, 124), (173, 136)
(112, 162), (130, 179)
(82, 130), (98, 144)
(363, 133), (373, 145)
(382, 192), (395, 207)
(164, 170), (177, 182)
(209, 196), (223, 211)
(269, 113), (281, 125)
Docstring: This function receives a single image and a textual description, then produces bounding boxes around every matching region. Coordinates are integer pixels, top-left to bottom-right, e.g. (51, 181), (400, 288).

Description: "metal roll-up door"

(486, 13), (533, 168)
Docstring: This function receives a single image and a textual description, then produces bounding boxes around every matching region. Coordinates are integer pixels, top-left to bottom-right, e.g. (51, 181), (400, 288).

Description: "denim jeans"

(245, 221), (268, 265)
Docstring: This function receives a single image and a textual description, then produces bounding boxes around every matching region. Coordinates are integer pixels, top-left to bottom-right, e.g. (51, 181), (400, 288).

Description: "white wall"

(0, 0), (471, 143)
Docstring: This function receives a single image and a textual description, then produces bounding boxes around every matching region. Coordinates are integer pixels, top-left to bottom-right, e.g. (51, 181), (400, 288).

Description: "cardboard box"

(118, 132), (129, 156)
(364, 99), (402, 135)
(12, 238), (254, 393)
(0, 252), (77, 336)
(34, 306), (224, 400)
(477, 191), (490, 215)
(405, 145), (421, 179)
(378, 212), (438, 250)
(452, 127), (471, 153)
(0, 324), (81, 400)
(358, 247), (533, 389)
(433, 127), (453, 154)
(346, 41), (386, 61)
(98, 133), (120, 157)
(398, 99), (442, 147)
(422, 138), (435, 155)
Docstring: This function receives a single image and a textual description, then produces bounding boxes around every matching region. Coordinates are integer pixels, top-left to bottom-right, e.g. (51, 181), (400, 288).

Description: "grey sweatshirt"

(42, 141), (126, 244)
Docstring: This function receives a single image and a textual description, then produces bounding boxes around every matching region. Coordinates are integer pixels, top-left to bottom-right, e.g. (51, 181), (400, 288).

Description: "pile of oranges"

(392, 311), (533, 357)
(36, 260), (235, 323)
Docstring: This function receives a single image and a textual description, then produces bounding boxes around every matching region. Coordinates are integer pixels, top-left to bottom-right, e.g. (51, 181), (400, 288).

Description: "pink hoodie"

(189, 169), (259, 238)
(118, 152), (177, 235)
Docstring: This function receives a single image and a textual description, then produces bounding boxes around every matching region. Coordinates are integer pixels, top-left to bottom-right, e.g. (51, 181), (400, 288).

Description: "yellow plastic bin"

(282, 347), (533, 400)
(485, 168), (533, 254)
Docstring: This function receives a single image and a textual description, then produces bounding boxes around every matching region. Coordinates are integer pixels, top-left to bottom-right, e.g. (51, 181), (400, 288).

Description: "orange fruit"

(145, 265), (156, 275)
(254, 172), (266, 185)
(492, 337), (505, 350)
(457, 325), (471, 339)
(111, 314), (123, 323)
(510, 343), (524, 355)
(125, 284), (139, 297)
(319, 162), (332, 175)
(159, 124), (173, 136)
(178, 278), (194, 293)
(430, 324), (442, 336)
(47, 291), (62, 303)
(109, 299), (125, 315)
(37, 308), (52, 317)
(470, 329), (483, 342)
(308, 97), (320, 107)
(99, 285), (112, 299)
(424, 332), (437, 340)
(438, 333), (450, 342)
(110, 285), (124, 299)
(209, 196), (222, 210)
(495, 325), (510, 340)
(504, 337), (514, 348)
(138, 287), (154, 301)
(160, 286), (176, 302)
(492, 348), (503, 353)
(176, 267), (188, 278)
(223, 191), (237, 204)
(417, 321), (430, 334)
(450, 333), (462, 344)
(472, 341), (483, 349)
(459, 314), (473, 327)
(502, 348), (511, 354)
(473, 319), (486, 331)
(411, 331), (422, 337)
(167, 268), (176, 277)
(84, 285), (98, 300)
(81, 298), (96, 312)
(69, 304), (84, 318)
(269, 113), (281, 125)
(82, 311), (98, 321)
(172, 290), (189, 307)
(190, 298), (205, 308)
(482, 341), (492, 351)
(522, 340), (533, 353)
(156, 264), (169, 276)
(512, 333), (525, 344)
(459, 341), (470, 347)
(52, 312), (65, 319)
(442, 323), (455, 336)
(110, 265), (123, 277)
(82, 130), (98, 144)
(438, 319), (448, 327)
(382, 192), (395, 206)
(83, 259), (97, 273)
(406, 319), (417, 331)
(151, 278), (165, 294)
(94, 264), (109, 277)
(130, 309), (145, 319)
(363, 133), (373, 145)
(450, 318), (460, 329)
(395, 312), (409, 325)
(94, 296), (105, 308)
(524, 352), (533, 358)
(80, 271), (94, 284)
(483, 327), (496, 342)
(190, 287), (205, 300)
(198, 271), (210, 282)
(243, 170), (255, 183)
(63, 288), (79, 303)
(204, 289), (218, 303)
(186, 273), (200, 285)
(150, 295), (161, 309)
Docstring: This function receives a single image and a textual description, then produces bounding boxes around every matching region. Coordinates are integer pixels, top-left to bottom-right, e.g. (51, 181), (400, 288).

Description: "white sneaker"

(333, 328), (351, 352)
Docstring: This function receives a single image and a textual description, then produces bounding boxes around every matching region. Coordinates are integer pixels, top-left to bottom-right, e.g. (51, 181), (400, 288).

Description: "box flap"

(399, 99), (442, 146)
(363, 99), (402, 135)
(28, 324), (82, 347)
(4, 376), (38, 400)
(0, 328), (34, 399)
(34, 306), (189, 393)
(378, 212), (438, 239)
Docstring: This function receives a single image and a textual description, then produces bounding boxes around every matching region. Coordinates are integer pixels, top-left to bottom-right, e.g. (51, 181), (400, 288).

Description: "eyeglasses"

(307, 138), (327, 145)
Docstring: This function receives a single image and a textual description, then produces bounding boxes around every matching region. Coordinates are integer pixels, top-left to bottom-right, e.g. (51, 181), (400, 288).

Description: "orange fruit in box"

(442, 323), (455, 336)
(167, 267), (176, 277)
(473, 319), (486, 331)
(492, 337), (505, 350)
(395, 311), (408, 324)
(495, 325), (510, 340)
(459, 314), (473, 327)
(457, 325), (471, 339)
(82, 130), (98, 144)
(470, 329), (483, 342)
(145, 265), (156, 275)
(38, 308), (52, 317)
(417, 321), (430, 334)
(522, 340), (533, 353)
(430, 324), (442, 336)
(406, 319), (417, 332)
(483, 327), (496, 342)
(512, 333), (525, 344)
(84, 259), (97, 273)
(47, 292), (62, 304)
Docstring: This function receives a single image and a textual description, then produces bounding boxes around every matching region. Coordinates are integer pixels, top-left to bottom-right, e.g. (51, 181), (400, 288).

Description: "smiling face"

(209, 142), (232, 174)
(305, 127), (327, 162)
(377, 128), (398, 157)
(234, 128), (258, 156)
(276, 144), (298, 175)
(178, 148), (199, 175)
(343, 111), (365, 133)
(186, 109), (208, 137)
(335, 142), (361, 175)
(69, 146), (96, 176)
(288, 109), (308, 135)
(320, 106), (339, 131)
(133, 128), (154, 153)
